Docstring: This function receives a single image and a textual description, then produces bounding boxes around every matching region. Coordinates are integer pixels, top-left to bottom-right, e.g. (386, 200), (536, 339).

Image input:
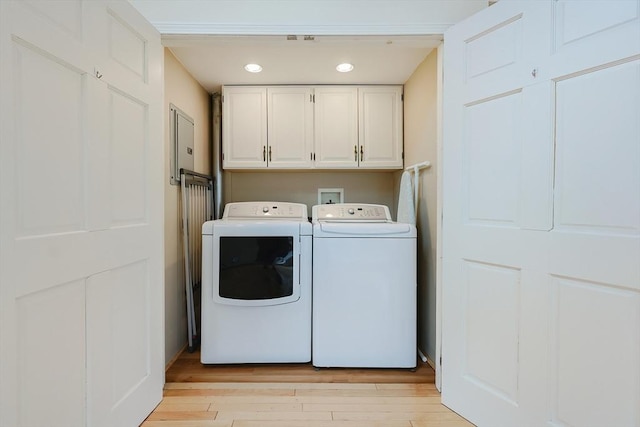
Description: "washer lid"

(312, 203), (391, 222)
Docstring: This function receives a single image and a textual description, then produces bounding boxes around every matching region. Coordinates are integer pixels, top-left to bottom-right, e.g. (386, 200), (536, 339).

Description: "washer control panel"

(313, 204), (391, 222)
(224, 202), (307, 219)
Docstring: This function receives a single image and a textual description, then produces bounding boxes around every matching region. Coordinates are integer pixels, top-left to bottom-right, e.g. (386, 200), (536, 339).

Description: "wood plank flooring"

(142, 350), (474, 427)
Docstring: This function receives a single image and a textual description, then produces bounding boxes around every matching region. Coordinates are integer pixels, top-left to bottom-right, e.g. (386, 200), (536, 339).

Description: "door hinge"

(222, 152), (225, 160)
(221, 95), (224, 103)
(312, 94), (315, 103)
(402, 151), (404, 160)
(401, 94), (404, 101)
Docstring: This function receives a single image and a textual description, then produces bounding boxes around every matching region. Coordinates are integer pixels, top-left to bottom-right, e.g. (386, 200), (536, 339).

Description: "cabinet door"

(267, 87), (314, 168)
(314, 87), (359, 168)
(358, 86), (404, 169)
(222, 87), (267, 168)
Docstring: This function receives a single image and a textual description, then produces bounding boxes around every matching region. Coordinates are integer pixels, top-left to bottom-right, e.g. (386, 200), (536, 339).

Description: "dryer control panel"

(224, 202), (307, 219)
(312, 204), (391, 222)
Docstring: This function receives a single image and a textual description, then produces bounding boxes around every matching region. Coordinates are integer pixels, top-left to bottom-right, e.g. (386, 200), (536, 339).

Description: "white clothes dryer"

(312, 203), (417, 368)
(201, 202), (312, 364)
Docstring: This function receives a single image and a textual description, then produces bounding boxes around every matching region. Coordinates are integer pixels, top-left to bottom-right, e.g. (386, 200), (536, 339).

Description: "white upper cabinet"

(222, 86), (267, 168)
(313, 86), (359, 168)
(222, 85), (404, 170)
(267, 87), (314, 168)
(315, 86), (403, 169)
(358, 86), (404, 169)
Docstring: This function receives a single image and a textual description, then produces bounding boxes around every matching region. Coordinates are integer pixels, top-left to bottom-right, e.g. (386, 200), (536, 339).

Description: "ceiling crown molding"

(151, 22), (454, 35)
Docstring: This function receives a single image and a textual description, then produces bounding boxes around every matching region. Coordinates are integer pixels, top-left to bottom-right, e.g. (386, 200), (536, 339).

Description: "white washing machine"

(201, 201), (312, 364)
(312, 203), (417, 368)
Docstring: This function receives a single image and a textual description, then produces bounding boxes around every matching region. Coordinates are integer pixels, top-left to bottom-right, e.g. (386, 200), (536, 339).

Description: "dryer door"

(211, 222), (301, 306)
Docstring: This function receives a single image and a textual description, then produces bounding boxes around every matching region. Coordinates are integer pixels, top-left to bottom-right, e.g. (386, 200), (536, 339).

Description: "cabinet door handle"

(354, 145), (358, 162)
(263, 146), (266, 162)
(268, 146), (272, 162)
(360, 146), (363, 162)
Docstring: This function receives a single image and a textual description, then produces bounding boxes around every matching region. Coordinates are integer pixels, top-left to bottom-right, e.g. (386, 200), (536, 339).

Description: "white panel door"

(267, 86), (314, 168)
(0, 1), (164, 426)
(442, 1), (640, 426)
(314, 86), (359, 168)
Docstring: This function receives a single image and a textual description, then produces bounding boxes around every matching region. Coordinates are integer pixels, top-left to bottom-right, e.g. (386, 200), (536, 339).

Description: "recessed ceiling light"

(336, 63), (354, 73)
(244, 63), (262, 73)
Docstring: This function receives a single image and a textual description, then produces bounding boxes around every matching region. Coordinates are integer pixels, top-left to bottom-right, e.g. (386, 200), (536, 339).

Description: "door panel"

(109, 87), (148, 226)
(22, 0), (83, 40)
(461, 2), (550, 104)
(87, 261), (154, 426)
(556, 1), (638, 47)
(465, 16), (522, 92)
(463, 91), (522, 226)
(222, 87), (268, 168)
(17, 279), (86, 427)
(553, 0), (639, 53)
(314, 87), (358, 168)
(14, 38), (88, 237)
(554, 60), (640, 235)
(463, 261), (520, 405)
(267, 87), (313, 168)
(106, 10), (147, 80)
(550, 276), (640, 427)
(462, 84), (555, 232)
(358, 86), (403, 168)
(546, 0), (640, 80)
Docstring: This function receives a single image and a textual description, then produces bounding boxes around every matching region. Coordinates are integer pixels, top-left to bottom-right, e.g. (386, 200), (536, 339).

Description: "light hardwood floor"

(141, 350), (474, 427)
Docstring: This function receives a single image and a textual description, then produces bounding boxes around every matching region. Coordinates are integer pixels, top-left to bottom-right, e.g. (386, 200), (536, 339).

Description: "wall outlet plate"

(318, 188), (344, 205)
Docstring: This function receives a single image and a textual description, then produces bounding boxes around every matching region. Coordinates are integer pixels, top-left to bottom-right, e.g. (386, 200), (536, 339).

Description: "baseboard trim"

(165, 344), (188, 372)
(426, 356), (436, 370)
(417, 348), (437, 371)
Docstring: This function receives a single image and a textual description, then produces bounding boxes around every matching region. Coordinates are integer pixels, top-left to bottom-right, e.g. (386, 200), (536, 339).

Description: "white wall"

(399, 49), (439, 363)
(164, 48), (211, 365)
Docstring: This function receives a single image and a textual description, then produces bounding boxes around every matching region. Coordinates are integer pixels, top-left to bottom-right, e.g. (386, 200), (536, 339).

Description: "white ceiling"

(130, 0), (487, 93)
(163, 35), (442, 93)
